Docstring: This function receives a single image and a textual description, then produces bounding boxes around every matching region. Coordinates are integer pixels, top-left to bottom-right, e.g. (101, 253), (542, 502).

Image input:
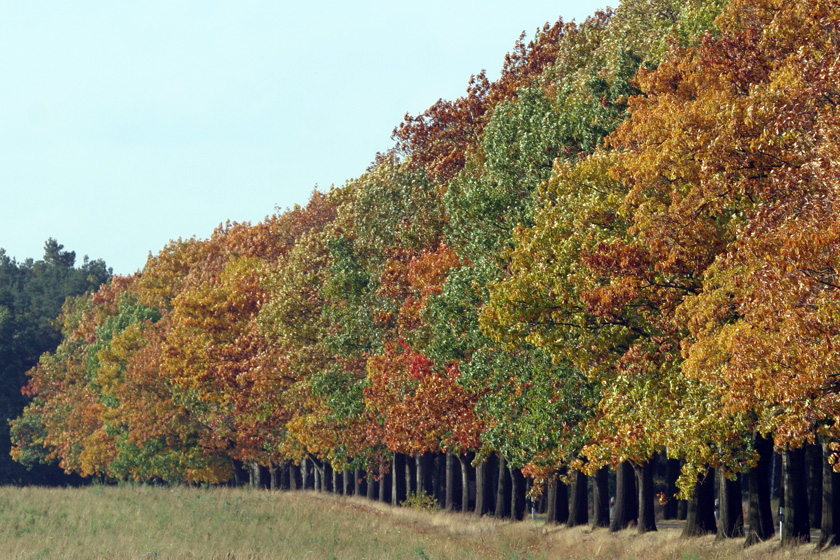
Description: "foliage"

(1, 240), (110, 484)
(401, 490), (441, 511)
(15, 0), (840, 517)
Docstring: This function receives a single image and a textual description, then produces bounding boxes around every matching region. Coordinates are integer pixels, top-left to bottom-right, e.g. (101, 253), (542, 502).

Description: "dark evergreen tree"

(1, 240), (110, 484)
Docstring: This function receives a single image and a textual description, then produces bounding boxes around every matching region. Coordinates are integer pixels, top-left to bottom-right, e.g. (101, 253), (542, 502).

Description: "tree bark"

(682, 470), (716, 537)
(717, 471), (744, 539)
(270, 464), (277, 491)
(635, 459), (657, 534)
(745, 433), (775, 546)
(663, 458), (681, 520)
(610, 461), (638, 531)
(782, 446), (810, 544)
(567, 470), (589, 527)
(511, 467), (527, 521)
(495, 453), (510, 518)
(592, 465), (610, 528)
(819, 440), (840, 549)
(458, 454), (471, 513)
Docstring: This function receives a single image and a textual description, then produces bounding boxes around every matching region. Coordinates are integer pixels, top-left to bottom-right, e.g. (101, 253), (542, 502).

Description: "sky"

(1, 1), (609, 275)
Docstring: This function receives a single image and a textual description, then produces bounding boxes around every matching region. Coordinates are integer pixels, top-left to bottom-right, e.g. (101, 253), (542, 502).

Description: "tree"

(2, 240), (110, 483)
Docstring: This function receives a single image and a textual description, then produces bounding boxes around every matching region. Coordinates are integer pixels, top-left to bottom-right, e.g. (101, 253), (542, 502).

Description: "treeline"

(11, 0), (840, 549)
(0, 239), (111, 484)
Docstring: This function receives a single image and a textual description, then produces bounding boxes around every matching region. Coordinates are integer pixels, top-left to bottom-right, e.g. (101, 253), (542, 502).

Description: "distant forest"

(6, 0), (840, 549)
(0, 239), (110, 484)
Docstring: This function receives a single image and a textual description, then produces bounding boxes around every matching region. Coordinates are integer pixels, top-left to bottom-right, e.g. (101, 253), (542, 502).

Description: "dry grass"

(0, 485), (837, 559)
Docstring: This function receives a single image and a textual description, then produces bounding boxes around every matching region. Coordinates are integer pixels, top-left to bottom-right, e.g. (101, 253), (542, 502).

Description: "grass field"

(0, 485), (837, 559)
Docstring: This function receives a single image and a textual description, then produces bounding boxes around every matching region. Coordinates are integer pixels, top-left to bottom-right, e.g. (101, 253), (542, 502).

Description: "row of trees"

(11, 0), (840, 549)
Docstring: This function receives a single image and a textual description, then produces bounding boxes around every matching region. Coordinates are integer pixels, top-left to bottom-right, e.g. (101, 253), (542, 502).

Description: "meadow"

(0, 485), (838, 559)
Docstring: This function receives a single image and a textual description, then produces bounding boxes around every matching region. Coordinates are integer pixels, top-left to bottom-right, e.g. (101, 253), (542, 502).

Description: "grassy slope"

(0, 485), (836, 559)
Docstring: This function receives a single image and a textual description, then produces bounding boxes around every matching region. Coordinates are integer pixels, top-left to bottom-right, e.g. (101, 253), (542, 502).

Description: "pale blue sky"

(1, 1), (608, 274)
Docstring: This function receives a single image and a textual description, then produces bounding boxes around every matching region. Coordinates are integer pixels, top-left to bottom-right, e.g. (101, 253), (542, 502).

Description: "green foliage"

(24, 0), (840, 508)
(0, 240), (110, 484)
(401, 490), (441, 511)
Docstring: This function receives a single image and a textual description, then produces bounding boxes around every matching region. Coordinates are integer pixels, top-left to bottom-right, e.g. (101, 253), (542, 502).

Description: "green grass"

(0, 486), (833, 559)
(0, 485), (546, 559)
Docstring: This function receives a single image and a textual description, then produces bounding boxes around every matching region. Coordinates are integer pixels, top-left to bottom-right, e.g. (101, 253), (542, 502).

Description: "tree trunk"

(475, 461), (487, 516)
(249, 462), (259, 489)
(678, 497), (688, 520)
(458, 454), (471, 513)
(324, 463), (333, 492)
(807, 443), (823, 531)
(682, 470), (716, 537)
(745, 433), (775, 546)
(567, 470), (589, 527)
(416, 454), (424, 496)
(782, 446), (810, 544)
(546, 475), (558, 524)
(663, 458), (681, 520)
(270, 464), (277, 491)
(367, 472), (376, 501)
(301, 458), (310, 489)
(393, 453), (407, 506)
(636, 459), (657, 534)
(232, 461), (242, 487)
(511, 467), (527, 521)
(717, 471), (744, 539)
(495, 454), (510, 518)
(445, 452), (456, 510)
(610, 461), (638, 531)
(314, 463), (322, 492)
(592, 465), (610, 528)
(343, 470), (352, 495)
(819, 440), (840, 549)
